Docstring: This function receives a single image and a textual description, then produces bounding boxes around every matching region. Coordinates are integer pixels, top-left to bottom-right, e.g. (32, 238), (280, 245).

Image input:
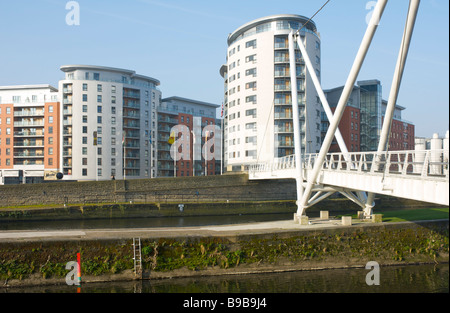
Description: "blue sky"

(0, 0), (448, 137)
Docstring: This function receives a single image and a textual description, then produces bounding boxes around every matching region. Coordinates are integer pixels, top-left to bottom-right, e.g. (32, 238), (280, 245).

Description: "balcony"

(14, 121), (44, 127)
(14, 151), (44, 158)
(158, 116), (178, 124)
(14, 131), (44, 137)
(157, 143), (171, 151)
(123, 122), (140, 129)
(14, 110), (44, 117)
(14, 140), (44, 147)
(123, 91), (140, 99)
(124, 131), (140, 138)
(123, 112), (140, 119)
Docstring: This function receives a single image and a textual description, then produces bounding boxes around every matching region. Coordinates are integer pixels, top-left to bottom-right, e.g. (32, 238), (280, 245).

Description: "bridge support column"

(289, 31), (305, 217)
(298, 0), (388, 217)
(365, 0), (420, 215)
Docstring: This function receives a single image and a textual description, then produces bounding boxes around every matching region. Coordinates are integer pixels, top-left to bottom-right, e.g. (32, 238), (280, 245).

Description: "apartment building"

(157, 96), (220, 177)
(59, 65), (161, 181)
(220, 14), (323, 172)
(0, 85), (60, 184)
(322, 80), (415, 152)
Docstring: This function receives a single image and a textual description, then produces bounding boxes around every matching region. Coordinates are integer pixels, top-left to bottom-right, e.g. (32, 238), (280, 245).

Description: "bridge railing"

(249, 150), (449, 180)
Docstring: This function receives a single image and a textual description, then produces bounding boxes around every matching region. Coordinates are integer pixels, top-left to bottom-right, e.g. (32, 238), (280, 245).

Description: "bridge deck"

(249, 150), (449, 206)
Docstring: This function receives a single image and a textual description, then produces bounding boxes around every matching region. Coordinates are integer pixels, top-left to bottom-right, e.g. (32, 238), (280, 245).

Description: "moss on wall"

(1, 221), (448, 286)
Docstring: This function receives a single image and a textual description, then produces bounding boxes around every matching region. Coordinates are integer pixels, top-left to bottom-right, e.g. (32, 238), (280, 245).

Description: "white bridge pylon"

(249, 149), (450, 209)
(250, 0), (433, 220)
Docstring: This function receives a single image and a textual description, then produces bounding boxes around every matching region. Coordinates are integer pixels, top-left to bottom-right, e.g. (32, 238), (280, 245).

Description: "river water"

(1, 213), (448, 294)
(3, 264), (448, 293)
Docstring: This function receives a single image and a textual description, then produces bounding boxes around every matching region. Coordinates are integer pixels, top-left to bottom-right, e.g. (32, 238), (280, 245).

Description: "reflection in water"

(4, 264), (448, 293)
(0, 213), (296, 231)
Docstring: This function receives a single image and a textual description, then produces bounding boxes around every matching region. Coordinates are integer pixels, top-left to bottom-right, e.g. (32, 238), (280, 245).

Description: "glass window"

(245, 39), (257, 49)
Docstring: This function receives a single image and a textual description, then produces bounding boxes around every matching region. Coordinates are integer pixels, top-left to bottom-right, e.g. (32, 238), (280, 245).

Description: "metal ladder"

(133, 238), (142, 278)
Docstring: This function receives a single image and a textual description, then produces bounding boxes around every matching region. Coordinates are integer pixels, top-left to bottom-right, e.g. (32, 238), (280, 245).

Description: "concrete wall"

(0, 174), (297, 207)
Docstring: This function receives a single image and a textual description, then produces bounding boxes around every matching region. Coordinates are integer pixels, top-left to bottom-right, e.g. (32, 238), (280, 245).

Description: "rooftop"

(162, 96), (220, 108)
(60, 64), (160, 86)
(228, 14), (318, 46)
(0, 84), (58, 92)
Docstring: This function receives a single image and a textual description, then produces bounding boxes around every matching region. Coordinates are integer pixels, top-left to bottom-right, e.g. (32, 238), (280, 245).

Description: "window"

(245, 150), (257, 158)
(315, 56), (321, 65)
(97, 106), (102, 113)
(246, 39), (256, 49)
(48, 148), (53, 155)
(97, 95), (102, 103)
(82, 94), (88, 102)
(246, 81), (257, 90)
(112, 96), (116, 104)
(85, 72), (89, 80)
(245, 122), (256, 130)
(48, 116), (53, 124)
(82, 169), (88, 176)
(82, 126), (88, 134)
(93, 73), (100, 81)
(82, 147), (87, 155)
(97, 84), (102, 92)
(97, 116), (102, 124)
(83, 116), (88, 123)
(246, 95), (257, 104)
(246, 109), (257, 117)
(83, 84), (88, 91)
(112, 86), (116, 93)
(82, 137), (88, 144)
(82, 105), (88, 113)
(246, 68), (257, 77)
(82, 158), (88, 165)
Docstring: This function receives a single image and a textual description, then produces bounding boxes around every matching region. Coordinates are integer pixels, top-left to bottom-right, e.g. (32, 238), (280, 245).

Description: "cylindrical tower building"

(220, 14), (323, 172)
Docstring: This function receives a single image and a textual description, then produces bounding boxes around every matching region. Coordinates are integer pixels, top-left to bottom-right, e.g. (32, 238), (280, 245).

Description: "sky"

(0, 0), (448, 138)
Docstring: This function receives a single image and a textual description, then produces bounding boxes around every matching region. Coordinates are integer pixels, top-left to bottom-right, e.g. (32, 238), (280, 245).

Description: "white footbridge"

(249, 149), (449, 209)
(248, 0), (449, 220)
